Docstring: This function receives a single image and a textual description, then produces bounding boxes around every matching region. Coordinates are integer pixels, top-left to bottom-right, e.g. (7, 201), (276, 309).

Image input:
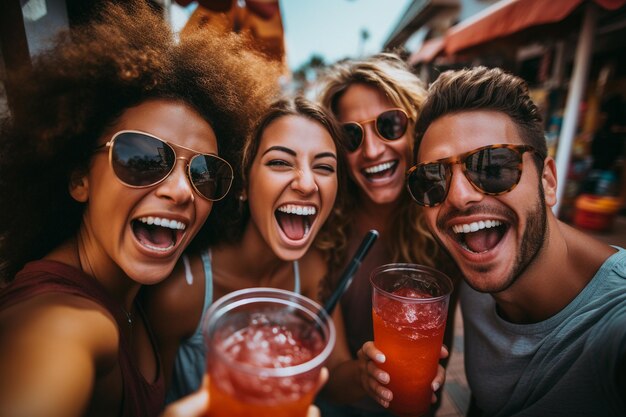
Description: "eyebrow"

(315, 152), (337, 160)
(262, 146), (337, 160)
(263, 145), (295, 156)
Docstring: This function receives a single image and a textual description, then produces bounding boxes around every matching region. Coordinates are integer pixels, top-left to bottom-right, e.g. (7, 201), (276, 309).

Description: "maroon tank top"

(0, 260), (165, 417)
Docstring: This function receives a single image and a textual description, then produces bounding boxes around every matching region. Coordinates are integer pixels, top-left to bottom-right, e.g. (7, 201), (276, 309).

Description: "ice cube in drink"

(371, 264), (452, 417)
(204, 289), (335, 417)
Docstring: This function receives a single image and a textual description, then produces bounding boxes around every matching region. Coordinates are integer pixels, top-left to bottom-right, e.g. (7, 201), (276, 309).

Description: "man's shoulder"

(596, 246), (626, 285)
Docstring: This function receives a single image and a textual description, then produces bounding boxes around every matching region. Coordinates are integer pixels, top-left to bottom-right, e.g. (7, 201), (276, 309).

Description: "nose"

(291, 167), (318, 195)
(444, 164), (484, 209)
(155, 157), (196, 204)
(360, 124), (386, 160)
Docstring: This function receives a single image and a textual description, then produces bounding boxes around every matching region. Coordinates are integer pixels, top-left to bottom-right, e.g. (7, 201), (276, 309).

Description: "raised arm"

(0, 294), (118, 417)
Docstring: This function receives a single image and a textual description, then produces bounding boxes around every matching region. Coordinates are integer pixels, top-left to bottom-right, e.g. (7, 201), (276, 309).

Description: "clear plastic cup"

(203, 288), (335, 417)
(371, 263), (453, 417)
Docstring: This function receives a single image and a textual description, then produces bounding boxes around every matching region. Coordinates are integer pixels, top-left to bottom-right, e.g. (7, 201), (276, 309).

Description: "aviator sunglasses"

(341, 108), (409, 152)
(95, 130), (234, 201)
(406, 144), (536, 207)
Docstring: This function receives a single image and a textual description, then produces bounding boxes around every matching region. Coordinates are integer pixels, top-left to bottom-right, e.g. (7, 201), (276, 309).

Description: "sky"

(279, 0), (413, 70)
(171, 0), (413, 72)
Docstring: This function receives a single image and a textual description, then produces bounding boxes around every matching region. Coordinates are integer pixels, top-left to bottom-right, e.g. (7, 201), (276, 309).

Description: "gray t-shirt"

(461, 247), (626, 417)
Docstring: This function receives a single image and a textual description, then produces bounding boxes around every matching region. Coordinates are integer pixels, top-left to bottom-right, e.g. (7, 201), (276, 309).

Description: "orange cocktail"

(203, 288), (335, 417)
(371, 264), (452, 417)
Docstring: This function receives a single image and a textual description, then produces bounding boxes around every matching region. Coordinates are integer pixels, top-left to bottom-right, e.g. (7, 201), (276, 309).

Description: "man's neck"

(492, 218), (615, 324)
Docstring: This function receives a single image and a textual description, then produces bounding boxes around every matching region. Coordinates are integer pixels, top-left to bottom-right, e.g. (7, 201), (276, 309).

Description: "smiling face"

(336, 83), (412, 206)
(246, 115), (338, 261)
(74, 99), (216, 285)
(417, 110), (552, 293)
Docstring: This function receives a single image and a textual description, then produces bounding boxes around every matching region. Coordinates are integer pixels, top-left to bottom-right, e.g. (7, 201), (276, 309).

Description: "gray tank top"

(166, 250), (301, 403)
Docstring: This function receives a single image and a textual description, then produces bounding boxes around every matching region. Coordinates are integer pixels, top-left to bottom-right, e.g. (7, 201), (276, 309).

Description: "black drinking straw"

(311, 230), (379, 333)
(305, 230), (378, 339)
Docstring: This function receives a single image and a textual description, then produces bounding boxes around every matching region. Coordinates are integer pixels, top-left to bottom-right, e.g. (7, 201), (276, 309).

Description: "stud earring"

(238, 192), (248, 214)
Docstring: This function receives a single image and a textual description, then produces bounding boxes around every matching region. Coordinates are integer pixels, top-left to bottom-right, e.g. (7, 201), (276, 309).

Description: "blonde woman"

(315, 53), (460, 416)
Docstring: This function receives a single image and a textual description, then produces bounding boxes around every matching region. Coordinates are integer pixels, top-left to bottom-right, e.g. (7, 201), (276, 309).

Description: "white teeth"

(364, 161), (394, 174)
(277, 205), (316, 216)
(452, 219), (502, 234)
(138, 216), (186, 230)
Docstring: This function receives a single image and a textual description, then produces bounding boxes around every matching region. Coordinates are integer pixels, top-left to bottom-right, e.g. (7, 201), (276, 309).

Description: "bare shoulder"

(0, 292), (118, 356)
(0, 293), (118, 416)
(299, 248), (329, 302)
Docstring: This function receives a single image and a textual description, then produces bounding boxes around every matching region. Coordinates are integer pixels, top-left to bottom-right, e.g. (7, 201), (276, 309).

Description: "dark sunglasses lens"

(377, 110), (408, 140)
(342, 123), (363, 152)
(408, 164), (449, 206)
(189, 155), (233, 200)
(465, 147), (523, 194)
(111, 132), (174, 186)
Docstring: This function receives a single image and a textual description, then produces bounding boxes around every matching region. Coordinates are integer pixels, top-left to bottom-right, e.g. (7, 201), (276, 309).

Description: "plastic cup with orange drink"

(371, 263), (453, 417)
(203, 288), (335, 417)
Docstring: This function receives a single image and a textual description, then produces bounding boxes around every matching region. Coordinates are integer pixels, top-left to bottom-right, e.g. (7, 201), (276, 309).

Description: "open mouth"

(451, 219), (508, 254)
(275, 204), (317, 241)
(131, 216), (187, 252)
(362, 160), (398, 181)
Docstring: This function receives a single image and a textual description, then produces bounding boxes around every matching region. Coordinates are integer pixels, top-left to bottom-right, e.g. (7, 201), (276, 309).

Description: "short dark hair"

(0, 0), (279, 281)
(414, 66), (547, 170)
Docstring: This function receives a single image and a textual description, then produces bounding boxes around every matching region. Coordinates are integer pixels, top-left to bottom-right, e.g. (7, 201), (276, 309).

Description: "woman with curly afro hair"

(0, 1), (279, 416)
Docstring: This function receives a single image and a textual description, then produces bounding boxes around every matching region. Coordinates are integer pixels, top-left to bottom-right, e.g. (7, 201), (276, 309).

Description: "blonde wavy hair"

(315, 53), (439, 288)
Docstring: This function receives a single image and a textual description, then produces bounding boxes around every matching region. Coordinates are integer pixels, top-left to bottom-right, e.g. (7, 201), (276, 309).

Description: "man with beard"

(406, 66), (626, 417)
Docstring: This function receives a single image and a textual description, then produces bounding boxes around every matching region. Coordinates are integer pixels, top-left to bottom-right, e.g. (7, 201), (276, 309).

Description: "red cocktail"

(371, 264), (452, 417)
(204, 288), (335, 417)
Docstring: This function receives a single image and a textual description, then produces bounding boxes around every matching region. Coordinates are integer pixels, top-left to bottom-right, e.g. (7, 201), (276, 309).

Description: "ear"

(541, 156), (558, 208)
(69, 170), (89, 203)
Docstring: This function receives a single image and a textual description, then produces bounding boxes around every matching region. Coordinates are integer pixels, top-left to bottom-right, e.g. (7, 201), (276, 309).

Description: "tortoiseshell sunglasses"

(406, 144), (535, 207)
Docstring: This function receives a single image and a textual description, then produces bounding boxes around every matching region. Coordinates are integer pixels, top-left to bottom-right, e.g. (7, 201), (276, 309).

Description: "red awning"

(408, 37), (445, 65)
(444, 0), (626, 54)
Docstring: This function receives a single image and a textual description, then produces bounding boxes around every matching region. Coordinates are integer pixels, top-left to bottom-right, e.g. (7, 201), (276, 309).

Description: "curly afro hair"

(0, 0), (280, 282)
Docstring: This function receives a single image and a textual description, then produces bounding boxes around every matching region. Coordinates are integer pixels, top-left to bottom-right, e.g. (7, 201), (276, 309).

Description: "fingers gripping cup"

(370, 264), (453, 417)
(203, 288), (335, 417)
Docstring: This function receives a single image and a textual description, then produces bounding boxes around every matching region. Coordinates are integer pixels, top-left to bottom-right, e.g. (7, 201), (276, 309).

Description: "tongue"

(464, 228), (502, 253)
(134, 223), (175, 248)
(276, 212), (306, 241)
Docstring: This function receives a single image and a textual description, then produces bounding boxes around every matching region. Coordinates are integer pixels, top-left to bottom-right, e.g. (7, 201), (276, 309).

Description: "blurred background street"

(1, 1), (625, 416)
(3, 0), (625, 222)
